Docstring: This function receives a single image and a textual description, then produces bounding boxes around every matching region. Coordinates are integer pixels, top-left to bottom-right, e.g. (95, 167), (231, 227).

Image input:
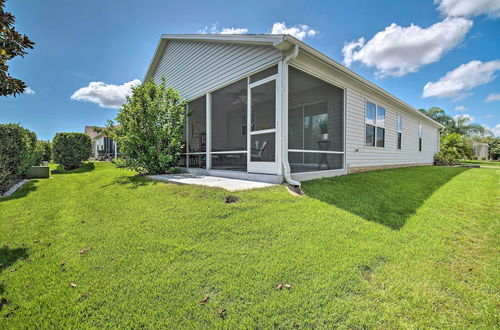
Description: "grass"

(0, 162), (498, 328)
(460, 159), (500, 167)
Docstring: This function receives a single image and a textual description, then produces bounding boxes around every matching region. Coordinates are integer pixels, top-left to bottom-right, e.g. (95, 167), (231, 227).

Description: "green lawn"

(460, 159), (500, 167)
(1, 163), (498, 328)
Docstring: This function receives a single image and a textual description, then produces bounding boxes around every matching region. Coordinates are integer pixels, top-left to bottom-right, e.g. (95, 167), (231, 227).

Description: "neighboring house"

(144, 34), (443, 183)
(472, 141), (488, 159)
(84, 126), (118, 160)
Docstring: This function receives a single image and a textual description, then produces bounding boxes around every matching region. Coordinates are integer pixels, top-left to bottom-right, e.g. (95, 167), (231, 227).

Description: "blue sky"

(1, 0), (499, 140)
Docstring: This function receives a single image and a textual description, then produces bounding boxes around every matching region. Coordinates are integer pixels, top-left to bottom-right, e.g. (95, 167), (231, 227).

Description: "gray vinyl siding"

(345, 89), (439, 168)
(152, 40), (282, 100)
(291, 51), (440, 169)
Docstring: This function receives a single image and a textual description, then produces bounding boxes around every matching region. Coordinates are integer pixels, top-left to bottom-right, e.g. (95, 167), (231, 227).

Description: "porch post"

(206, 92), (212, 170)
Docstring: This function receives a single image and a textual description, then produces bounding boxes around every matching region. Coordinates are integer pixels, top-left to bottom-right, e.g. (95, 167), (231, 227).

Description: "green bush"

(440, 133), (473, 159)
(434, 149), (460, 166)
(0, 123), (37, 193)
(106, 78), (186, 174)
(52, 133), (91, 170)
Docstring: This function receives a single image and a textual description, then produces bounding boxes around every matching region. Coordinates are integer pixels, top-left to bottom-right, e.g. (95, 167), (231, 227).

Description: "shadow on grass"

(100, 175), (158, 189)
(51, 162), (95, 175)
(302, 166), (469, 230)
(0, 180), (38, 203)
(0, 247), (28, 274)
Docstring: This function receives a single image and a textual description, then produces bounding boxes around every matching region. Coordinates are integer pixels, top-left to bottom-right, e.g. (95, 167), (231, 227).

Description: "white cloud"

(484, 124), (500, 136)
(198, 23), (248, 35)
(71, 79), (141, 109)
(270, 22), (318, 40)
(24, 86), (35, 94)
(492, 124), (500, 136)
(485, 114), (494, 118)
(423, 60), (500, 100)
(342, 18), (472, 77)
(454, 113), (475, 122)
(435, 0), (500, 18)
(454, 105), (468, 112)
(485, 92), (500, 102)
(198, 23), (219, 34)
(220, 27), (248, 34)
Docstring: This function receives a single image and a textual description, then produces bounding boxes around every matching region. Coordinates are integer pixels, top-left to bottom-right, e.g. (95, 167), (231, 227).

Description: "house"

(84, 126), (118, 160)
(472, 141), (488, 159)
(144, 34), (443, 184)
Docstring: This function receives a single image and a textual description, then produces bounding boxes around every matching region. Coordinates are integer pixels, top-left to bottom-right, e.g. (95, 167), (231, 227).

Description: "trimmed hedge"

(53, 133), (92, 170)
(0, 123), (38, 193)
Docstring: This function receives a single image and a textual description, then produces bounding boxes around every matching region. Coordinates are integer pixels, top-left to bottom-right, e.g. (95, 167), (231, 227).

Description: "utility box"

(26, 166), (50, 179)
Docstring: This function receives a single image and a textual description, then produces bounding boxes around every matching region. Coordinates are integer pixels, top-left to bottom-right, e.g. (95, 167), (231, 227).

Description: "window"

(418, 124), (423, 152)
(397, 115), (402, 149)
(365, 101), (385, 147)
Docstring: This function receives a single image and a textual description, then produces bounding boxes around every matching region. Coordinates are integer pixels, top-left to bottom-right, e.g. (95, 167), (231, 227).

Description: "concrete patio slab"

(148, 173), (277, 191)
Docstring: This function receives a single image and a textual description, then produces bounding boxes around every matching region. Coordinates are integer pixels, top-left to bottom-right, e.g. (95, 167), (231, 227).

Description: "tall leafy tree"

(418, 107), (454, 129)
(0, 0), (35, 96)
(106, 79), (186, 174)
(450, 116), (490, 137)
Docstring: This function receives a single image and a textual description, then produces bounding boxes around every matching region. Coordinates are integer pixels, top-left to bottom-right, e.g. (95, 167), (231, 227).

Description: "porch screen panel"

(212, 78), (247, 153)
(187, 96), (206, 153)
(288, 66), (344, 173)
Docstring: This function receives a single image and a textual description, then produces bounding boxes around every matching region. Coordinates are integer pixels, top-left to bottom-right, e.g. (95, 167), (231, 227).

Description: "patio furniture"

(251, 141), (268, 161)
(316, 140), (331, 170)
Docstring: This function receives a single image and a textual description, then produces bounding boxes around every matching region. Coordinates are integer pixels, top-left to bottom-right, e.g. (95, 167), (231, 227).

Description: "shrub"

(0, 123), (37, 193)
(52, 133), (91, 170)
(434, 149), (460, 166)
(440, 133), (473, 159)
(106, 78), (186, 174)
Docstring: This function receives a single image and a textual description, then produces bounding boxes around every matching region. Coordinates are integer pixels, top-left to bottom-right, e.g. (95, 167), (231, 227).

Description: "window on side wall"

(397, 115), (402, 150)
(418, 124), (423, 151)
(365, 101), (385, 147)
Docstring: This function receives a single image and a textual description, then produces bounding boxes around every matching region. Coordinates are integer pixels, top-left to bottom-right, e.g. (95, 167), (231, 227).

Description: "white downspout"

(281, 44), (301, 187)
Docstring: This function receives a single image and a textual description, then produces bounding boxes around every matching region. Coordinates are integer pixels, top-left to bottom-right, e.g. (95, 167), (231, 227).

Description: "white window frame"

(397, 114), (403, 150)
(418, 123), (423, 152)
(365, 100), (385, 148)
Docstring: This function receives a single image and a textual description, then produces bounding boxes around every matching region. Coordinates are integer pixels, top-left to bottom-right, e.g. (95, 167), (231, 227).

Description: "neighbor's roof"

(144, 34), (444, 129)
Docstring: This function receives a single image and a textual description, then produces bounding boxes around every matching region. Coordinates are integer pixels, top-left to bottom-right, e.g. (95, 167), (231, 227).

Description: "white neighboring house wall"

(472, 142), (488, 159)
(93, 136), (105, 158)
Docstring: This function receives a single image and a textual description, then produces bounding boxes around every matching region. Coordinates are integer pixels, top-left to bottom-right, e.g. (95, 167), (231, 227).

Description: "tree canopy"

(106, 79), (186, 174)
(0, 0), (35, 97)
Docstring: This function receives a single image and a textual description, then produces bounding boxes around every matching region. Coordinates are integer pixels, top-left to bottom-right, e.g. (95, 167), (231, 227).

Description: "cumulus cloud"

(454, 113), (475, 122)
(484, 124), (500, 136)
(71, 79), (141, 109)
(23, 86), (35, 94)
(435, 0), (500, 18)
(342, 18), (472, 77)
(220, 27), (248, 34)
(422, 60), (500, 100)
(198, 23), (219, 34)
(198, 23), (248, 35)
(493, 124), (500, 136)
(454, 105), (467, 112)
(485, 92), (500, 102)
(270, 22), (318, 40)
(485, 114), (494, 118)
